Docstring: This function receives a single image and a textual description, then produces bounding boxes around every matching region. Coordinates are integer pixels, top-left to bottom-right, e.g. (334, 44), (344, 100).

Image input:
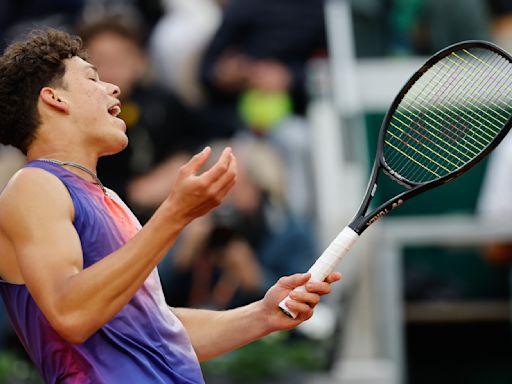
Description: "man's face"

(57, 56), (128, 155)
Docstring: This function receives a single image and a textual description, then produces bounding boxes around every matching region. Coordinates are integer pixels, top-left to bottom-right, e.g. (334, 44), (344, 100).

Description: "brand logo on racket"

(367, 199), (403, 226)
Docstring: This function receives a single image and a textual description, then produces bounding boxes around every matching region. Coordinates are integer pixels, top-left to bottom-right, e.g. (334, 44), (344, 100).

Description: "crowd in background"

(0, 0), (326, 360)
(1, 0), (512, 380)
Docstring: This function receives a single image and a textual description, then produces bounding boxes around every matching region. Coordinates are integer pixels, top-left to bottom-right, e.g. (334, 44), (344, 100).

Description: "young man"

(0, 29), (340, 383)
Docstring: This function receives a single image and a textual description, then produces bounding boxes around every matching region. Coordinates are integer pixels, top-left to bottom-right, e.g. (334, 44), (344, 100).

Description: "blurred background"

(1, 0), (512, 383)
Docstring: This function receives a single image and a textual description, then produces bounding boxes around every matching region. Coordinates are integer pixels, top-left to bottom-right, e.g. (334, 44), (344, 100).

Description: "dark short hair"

(0, 28), (87, 154)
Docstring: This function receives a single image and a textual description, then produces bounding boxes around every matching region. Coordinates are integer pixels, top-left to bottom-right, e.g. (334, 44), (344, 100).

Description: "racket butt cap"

(279, 301), (297, 319)
(279, 305), (294, 318)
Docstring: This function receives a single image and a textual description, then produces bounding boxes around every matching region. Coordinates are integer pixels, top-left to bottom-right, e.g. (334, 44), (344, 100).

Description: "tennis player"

(0, 29), (340, 383)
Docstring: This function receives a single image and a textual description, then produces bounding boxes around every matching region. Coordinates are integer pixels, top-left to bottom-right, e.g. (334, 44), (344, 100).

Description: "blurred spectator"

(77, 9), (210, 223)
(200, 0), (326, 124)
(488, 0), (512, 53)
(161, 139), (316, 309)
(149, 0), (223, 107)
(149, 0), (254, 179)
(199, 0), (328, 219)
(0, 0), (84, 51)
(81, 0), (164, 33)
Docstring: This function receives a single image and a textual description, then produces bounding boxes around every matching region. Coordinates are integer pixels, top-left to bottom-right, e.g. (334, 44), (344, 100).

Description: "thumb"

(277, 273), (311, 290)
(185, 146), (211, 174)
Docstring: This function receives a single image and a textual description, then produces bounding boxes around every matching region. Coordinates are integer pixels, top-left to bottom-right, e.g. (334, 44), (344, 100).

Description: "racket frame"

(350, 40), (512, 235)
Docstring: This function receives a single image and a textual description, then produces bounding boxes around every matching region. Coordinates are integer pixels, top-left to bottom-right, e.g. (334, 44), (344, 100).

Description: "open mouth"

(108, 104), (121, 117)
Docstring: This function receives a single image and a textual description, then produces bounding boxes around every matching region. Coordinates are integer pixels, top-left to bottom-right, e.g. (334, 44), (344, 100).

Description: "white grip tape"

(278, 226), (359, 318)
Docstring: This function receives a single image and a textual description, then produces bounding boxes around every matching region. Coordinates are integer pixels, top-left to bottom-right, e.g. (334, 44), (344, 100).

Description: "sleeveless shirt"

(0, 160), (204, 383)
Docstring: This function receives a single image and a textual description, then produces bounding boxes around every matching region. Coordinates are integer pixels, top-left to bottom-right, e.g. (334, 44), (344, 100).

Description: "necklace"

(38, 158), (106, 194)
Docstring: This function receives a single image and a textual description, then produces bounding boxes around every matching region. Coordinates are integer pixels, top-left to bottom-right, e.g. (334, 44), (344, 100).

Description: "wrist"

(247, 300), (274, 337)
(157, 198), (192, 228)
(142, 200), (191, 250)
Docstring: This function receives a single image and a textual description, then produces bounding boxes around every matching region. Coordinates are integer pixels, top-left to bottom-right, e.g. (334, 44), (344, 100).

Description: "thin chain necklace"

(38, 158), (106, 194)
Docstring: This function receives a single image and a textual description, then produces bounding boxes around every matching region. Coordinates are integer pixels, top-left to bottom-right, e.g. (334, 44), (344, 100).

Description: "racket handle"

(278, 226), (358, 319)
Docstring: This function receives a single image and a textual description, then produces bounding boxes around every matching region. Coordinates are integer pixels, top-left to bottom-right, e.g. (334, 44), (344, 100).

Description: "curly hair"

(0, 29), (87, 154)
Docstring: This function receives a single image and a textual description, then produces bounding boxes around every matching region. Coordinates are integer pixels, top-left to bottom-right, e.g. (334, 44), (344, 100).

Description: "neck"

(27, 148), (99, 174)
(26, 120), (100, 173)
(27, 146), (102, 188)
(37, 158), (106, 194)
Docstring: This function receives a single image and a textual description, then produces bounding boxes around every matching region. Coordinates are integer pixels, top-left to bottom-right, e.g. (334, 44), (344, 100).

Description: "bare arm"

(173, 272), (341, 361)
(0, 147), (236, 343)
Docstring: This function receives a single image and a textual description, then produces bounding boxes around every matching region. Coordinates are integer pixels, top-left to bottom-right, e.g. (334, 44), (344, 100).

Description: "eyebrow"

(85, 64), (98, 73)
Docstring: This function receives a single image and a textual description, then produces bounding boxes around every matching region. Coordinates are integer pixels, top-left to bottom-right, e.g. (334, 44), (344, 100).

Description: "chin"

(101, 134), (129, 157)
(113, 137), (129, 155)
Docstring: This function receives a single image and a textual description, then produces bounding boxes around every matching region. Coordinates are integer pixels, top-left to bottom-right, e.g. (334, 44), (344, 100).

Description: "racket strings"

(392, 50), (512, 181)
(442, 53), (512, 129)
(384, 58), (474, 178)
(395, 65), (512, 170)
(399, 53), (509, 165)
(459, 49), (512, 106)
(392, 49), (508, 158)
(395, 56), (508, 159)
(384, 47), (512, 183)
(438, 58), (509, 132)
(386, 61), (477, 177)
(423, 54), (512, 155)
(416, 57), (506, 138)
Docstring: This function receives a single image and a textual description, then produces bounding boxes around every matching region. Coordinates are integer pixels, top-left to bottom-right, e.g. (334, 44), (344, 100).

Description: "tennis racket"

(279, 40), (512, 318)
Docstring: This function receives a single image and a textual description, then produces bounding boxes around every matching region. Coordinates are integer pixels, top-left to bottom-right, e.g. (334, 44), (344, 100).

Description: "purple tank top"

(0, 160), (204, 383)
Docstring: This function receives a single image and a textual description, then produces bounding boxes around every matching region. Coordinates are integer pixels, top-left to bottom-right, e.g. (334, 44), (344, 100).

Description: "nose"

(108, 83), (121, 97)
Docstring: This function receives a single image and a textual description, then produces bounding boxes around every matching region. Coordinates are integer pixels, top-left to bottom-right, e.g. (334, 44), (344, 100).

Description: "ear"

(39, 87), (69, 114)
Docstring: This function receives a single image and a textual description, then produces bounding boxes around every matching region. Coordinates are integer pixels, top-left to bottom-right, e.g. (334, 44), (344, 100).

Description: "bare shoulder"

(0, 167), (75, 283)
(0, 168), (74, 284)
(0, 167), (74, 236)
(0, 166), (74, 236)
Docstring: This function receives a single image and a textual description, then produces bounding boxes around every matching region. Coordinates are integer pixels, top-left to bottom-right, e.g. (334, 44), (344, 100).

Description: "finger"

(210, 154), (237, 194)
(277, 273), (311, 290)
(283, 299), (314, 319)
(182, 146), (212, 174)
(213, 174), (237, 202)
(289, 290), (320, 307)
(324, 272), (342, 284)
(199, 179), (237, 214)
(201, 147), (233, 183)
(212, 153), (237, 186)
(305, 281), (332, 296)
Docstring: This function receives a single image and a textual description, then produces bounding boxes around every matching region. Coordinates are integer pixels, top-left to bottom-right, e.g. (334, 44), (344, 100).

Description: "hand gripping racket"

(279, 40), (512, 318)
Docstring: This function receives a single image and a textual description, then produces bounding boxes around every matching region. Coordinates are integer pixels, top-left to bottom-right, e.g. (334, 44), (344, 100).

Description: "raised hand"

(164, 147), (237, 224)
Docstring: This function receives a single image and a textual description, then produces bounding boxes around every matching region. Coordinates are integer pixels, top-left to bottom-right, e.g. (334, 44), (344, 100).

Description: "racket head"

(378, 40), (512, 188)
(351, 41), (512, 233)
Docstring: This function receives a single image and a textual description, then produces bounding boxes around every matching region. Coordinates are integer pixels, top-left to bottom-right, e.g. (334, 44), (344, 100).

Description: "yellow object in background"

(238, 89), (292, 133)
(119, 101), (141, 129)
